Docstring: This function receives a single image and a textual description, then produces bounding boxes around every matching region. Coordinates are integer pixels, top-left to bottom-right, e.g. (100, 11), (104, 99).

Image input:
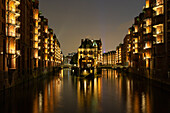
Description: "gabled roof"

(79, 39), (94, 48)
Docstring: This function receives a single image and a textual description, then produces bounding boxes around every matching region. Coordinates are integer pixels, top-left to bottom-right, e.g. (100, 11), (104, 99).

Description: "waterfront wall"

(129, 67), (170, 86)
(0, 67), (60, 91)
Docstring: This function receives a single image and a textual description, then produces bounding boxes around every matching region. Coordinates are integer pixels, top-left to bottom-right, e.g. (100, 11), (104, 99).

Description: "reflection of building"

(33, 73), (63, 113)
(78, 38), (102, 68)
(102, 69), (152, 113)
(73, 77), (102, 112)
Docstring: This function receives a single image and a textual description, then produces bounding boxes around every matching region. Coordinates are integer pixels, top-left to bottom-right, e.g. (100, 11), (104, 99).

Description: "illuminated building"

(102, 51), (116, 66)
(120, 0), (170, 80)
(38, 16), (48, 68)
(32, 0), (39, 69)
(48, 28), (54, 67)
(38, 17), (62, 68)
(54, 34), (62, 66)
(152, 0), (170, 77)
(116, 44), (123, 65)
(6, 0), (21, 70)
(0, 0), (62, 90)
(111, 51), (116, 65)
(123, 34), (131, 67)
(103, 53), (108, 65)
(78, 38), (102, 68)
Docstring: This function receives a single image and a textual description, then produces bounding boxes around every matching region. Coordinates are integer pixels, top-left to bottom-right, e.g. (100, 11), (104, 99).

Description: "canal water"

(0, 69), (170, 113)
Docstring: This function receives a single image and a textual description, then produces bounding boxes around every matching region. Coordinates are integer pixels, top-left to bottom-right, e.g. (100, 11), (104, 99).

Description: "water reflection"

(33, 70), (63, 113)
(71, 76), (102, 113)
(0, 69), (169, 113)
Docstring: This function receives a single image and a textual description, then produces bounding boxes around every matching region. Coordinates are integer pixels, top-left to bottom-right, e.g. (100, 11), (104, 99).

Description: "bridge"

(99, 65), (128, 69)
(60, 64), (128, 70)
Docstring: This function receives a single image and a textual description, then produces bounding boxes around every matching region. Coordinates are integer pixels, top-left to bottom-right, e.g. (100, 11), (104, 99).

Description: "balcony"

(16, 21), (20, 28)
(10, 0), (20, 5)
(38, 25), (41, 29)
(153, 30), (163, 37)
(7, 32), (15, 37)
(7, 7), (15, 13)
(153, 2), (164, 9)
(14, 0), (20, 5)
(7, 19), (16, 26)
(155, 34), (164, 44)
(144, 49), (151, 59)
(144, 46), (152, 50)
(15, 9), (20, 17)
(16, 33), (20, 40)
(33, 42), (39, 49)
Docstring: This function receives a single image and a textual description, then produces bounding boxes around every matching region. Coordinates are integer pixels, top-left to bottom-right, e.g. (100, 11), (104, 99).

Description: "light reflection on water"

(0, 69), (170, 113)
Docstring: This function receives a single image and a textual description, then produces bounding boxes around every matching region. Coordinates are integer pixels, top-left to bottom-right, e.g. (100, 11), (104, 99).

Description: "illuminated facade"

(38, 17), (62, 69)
(116, 44), (123, 65)
(102, 51), (116, 66)
(54, 34), (62, 66)
(78, 38), (102, 68)
(6, 0), (21, 70)
(123, 34), (131, 67)
(103, 53), (108, 65)
(120, 0), (170, 80)
(0, 0), (62, 90)
(48, 28), (54, 67)
(32, 0), (39, 69)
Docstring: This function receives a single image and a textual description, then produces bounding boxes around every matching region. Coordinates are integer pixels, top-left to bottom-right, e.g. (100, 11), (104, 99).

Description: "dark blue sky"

(40, 0), (145, 54)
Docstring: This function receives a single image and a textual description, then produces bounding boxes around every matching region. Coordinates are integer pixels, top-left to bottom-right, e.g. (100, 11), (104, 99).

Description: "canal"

(0, 69), (170, 113)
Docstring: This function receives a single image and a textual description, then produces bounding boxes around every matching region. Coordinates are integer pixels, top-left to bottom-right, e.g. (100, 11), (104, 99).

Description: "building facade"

(78, 38), (102, 68)
(0, 0), (62, 90)
(102, 51), (116, 66)
(119, 0), (170, 81)
(0, 0), (6, 72)
(116, 44), (124, 65)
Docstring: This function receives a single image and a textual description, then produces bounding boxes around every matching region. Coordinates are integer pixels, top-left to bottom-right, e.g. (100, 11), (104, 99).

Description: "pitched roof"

(79, 39), (94, 48)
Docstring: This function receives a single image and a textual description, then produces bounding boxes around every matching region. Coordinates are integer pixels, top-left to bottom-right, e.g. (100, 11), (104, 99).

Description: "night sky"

(40, 0), (145, 55)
